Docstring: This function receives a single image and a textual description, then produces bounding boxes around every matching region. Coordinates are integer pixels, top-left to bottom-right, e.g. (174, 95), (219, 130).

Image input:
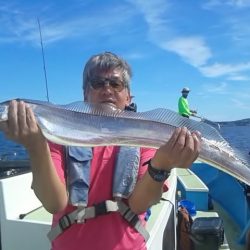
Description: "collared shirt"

(49, 143), (168, 250)
(178, 96), (191, 116)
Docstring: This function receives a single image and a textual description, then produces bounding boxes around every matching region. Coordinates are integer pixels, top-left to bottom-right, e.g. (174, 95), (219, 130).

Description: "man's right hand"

(0, 100), (47, 152)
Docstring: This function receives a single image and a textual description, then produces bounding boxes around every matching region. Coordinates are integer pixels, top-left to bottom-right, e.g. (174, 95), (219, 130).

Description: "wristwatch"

(146, 159), (171, 182)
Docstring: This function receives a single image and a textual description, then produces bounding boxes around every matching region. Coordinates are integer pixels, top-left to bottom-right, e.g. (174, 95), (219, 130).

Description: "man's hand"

(190, 109), (197, 115)
(151, 127), (201, 171)
(0, 100), (46, 152)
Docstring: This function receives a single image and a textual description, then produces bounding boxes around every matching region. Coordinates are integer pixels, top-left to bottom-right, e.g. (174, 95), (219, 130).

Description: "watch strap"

(143, 159), (171, 182)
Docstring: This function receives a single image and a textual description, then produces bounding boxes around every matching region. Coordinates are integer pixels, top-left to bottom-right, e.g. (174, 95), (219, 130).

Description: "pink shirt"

(49, 143), (167, 250)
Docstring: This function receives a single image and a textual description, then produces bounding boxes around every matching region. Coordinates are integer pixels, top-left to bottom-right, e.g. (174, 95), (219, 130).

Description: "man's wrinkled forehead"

(91, 68), (123, 79)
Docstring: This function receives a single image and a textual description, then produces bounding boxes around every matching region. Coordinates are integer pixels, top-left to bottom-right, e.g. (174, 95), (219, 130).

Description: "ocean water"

(0, 132), (28, 161)
(219, 125), (249, 157)
(0, 124), (249, 169)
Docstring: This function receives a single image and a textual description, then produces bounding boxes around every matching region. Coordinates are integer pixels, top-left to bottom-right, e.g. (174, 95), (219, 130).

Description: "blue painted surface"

(186, 191), (208, 211)
(191, 162), (250, 244)
(177, 174), (208, 211)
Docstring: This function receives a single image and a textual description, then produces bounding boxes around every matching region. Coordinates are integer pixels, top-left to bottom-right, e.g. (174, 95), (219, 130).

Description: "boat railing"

(0, 172), (51, 250)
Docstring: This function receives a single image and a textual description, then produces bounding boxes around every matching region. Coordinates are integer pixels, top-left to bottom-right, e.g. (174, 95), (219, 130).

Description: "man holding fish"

(0, 52), (201, 250)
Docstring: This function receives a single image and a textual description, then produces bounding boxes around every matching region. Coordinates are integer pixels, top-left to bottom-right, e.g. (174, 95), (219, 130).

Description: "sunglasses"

(89, 77), (126, 92)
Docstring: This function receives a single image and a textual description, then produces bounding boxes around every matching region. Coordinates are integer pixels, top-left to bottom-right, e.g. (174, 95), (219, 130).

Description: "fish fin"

(140, 109), (250, 167)
(61, 102), (226, 143)
(60, 101), (120, 115)
(0, 100), (232, 149)
(141, 108), (226, 142)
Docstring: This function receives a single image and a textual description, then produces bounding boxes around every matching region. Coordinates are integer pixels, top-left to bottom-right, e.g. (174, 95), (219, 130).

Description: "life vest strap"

(117, 201), (150, 241)
(47, 200), (149, 242)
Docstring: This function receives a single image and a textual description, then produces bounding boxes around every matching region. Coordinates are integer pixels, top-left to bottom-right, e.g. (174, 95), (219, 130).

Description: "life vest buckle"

(76, 206), (86, 223)
(59, 214), (71, 230)
(94, 201), (108, 216)
(123, 208), (139, 227)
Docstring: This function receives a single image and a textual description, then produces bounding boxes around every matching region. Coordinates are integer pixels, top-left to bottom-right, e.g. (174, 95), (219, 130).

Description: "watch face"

(149, 169), (169, 182)
(147, 160), (171, 182)
(154, 173), (167, 182)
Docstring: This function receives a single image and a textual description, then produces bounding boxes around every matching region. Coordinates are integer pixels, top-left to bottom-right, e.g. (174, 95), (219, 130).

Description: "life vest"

(66, 146), (140, 205)
(47, 146), (150, 242)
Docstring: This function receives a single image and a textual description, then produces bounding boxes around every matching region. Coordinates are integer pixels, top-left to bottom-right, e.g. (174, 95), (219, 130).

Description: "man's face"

(182, 92), (189, 98)
(85, 68), (131, 110)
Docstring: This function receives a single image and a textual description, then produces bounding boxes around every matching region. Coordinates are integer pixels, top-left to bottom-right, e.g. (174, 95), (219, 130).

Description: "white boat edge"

(0, 170), (177, 250)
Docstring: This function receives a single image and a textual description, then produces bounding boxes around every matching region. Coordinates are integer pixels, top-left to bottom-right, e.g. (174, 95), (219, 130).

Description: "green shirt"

(178, 96), (191, 116)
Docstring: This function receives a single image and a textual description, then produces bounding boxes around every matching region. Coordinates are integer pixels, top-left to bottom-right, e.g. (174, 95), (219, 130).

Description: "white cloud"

(128, 1), (250, 84)
(127, 1), (212, 67)
(203, 0), (250, 9)
(163, 37), (212, 67)
(233, 91), (250, 102)
(231, 98), (250, 109)
(3, 0), (250, 83)
(226, 16), (250, 44)
(236, 92), (250, 98)
(203, 82), (227, 93)
(227, 75), (249, 81)
(126, 1), (250, 81)
(229, 0), (250, 7)
(127, 0), (170, 24)
(0, 16), (79, 45)
(202, 0), (223, 9)
(0, 3), (136, 46)
(126, 0), (172, 39)
(199, 62), (250, 77)
(125, 52), (146, 60)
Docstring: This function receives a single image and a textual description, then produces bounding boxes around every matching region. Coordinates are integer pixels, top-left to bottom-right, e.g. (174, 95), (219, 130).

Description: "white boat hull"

(0, 170), (177, 250)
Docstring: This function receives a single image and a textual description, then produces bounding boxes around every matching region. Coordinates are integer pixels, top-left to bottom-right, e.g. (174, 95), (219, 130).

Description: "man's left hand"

(150, 127), (201, 171)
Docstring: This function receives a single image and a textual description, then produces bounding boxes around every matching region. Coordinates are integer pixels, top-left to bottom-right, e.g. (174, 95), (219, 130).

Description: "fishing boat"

(191, 162), (250, 250)
(0, 159), (249, 250)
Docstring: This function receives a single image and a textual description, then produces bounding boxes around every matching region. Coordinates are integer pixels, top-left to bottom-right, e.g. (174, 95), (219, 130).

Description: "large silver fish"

(0, 99), (250, 185)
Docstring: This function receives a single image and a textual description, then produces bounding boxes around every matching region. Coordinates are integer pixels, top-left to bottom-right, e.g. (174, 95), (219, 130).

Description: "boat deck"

(176, 167), (246, 250)
(1, 166), (247, 250)
(212, 202), (245, 250)
(21, 206), (52, 223)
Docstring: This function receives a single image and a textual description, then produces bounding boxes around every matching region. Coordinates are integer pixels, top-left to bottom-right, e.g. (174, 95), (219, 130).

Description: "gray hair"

(82, 52), (132, 95)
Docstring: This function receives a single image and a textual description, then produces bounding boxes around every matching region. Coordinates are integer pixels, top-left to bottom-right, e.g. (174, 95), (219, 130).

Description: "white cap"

(181, 87), (190, 93)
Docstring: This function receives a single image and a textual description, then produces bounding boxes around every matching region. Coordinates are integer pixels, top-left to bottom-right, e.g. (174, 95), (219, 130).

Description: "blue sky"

(1, 0), (250, 122)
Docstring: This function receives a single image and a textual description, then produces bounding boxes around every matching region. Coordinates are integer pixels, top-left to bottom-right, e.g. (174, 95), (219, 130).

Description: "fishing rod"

(37, 18), (50, 102)
(193, 114), (221, 130)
